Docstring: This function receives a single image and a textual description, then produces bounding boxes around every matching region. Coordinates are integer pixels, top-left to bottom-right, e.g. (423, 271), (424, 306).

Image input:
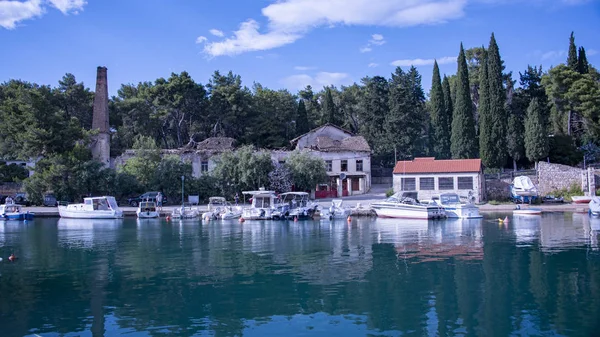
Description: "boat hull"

(371, 203), (444, 219)
(513, 209), (542, 216)
(58, 206), (123, 219)
(572, 196), (592, 204)
(442, 205), (482, 219)
(2, 212), (34, 220)
(137, 210), (160, 218)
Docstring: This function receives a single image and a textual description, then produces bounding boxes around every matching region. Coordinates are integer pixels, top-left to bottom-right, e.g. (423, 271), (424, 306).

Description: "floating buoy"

(166, 216), (171, 221)
(239, 217), (245, 223)
(294, 216), (298, 222)
(503, 216), (509, 223)
(8, 254), (16, 262)
(347, 215), (352, 223)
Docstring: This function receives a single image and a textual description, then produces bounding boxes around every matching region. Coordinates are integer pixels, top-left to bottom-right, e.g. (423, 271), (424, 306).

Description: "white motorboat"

(513, 205), (542, 216)
(241, 189), (286, 220)
(172, 205), (200, 219)
(220, 205), (243, 220)
(432, 193), (481, 219)
(510, 176), (539, 203)
(280, 192), (319, 220)
(320, 199), (351, 220)
(370, 191), (445, 219)
(0, 202), (34, 221)
(573, 196), (593, 204)
(136, 201), (160, 218)
(589, 197), (600, 216)
(202, 197), (228, 220)
(58, 196), (123, 219)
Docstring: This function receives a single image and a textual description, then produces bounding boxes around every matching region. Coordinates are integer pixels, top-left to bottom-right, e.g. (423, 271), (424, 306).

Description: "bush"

(385, 188), (394, 197)
(547, 183), (584, 202)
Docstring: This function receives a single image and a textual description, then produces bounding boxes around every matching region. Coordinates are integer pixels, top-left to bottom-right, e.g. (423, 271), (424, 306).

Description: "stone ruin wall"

(537, 161), (593, 196)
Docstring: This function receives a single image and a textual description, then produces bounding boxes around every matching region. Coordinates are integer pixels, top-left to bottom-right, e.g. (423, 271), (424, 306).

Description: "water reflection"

(0, 214), (599, 336)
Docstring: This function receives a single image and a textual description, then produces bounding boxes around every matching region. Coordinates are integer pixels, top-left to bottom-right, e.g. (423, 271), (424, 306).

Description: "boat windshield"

(440, 194), (460, 204)
(140, 202), (156, 210)
(107, 197), (119, 210)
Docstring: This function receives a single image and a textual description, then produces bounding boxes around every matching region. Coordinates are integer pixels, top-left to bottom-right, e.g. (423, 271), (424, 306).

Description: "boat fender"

(347, 216), (352, 223)
(239, 217), (245, 223)
(504, 216), (509, 223)
(8, 254), (17, 262)
(166, 216), (171, 221)
(294, 216), (298, 222)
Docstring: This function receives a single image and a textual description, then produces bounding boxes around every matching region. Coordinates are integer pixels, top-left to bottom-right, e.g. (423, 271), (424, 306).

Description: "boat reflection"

(536, 213), (592, 252)
(57, 218), (124, 248)
(513, 214), (541, 244)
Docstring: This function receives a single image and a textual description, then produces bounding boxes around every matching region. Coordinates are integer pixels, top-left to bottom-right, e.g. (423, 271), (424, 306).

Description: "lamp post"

(181, 175), (185, 206)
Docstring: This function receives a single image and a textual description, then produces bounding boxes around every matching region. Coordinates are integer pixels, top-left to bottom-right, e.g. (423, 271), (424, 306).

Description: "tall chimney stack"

(91, 66), (110, 167)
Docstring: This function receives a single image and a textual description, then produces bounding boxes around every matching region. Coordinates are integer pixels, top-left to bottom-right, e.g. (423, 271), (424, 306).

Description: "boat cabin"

(208, 197), (227, 211)
(0, 204), (23, 214)
(279, 192), (310, 208)
(139, 201), (157, 212)
(81, 196), (119, 211)
(387, 191), (420, 204)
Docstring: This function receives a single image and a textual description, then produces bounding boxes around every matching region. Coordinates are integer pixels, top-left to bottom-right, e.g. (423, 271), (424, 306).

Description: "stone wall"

(484, 174), (538, 201)
(537, 161), (589, 196)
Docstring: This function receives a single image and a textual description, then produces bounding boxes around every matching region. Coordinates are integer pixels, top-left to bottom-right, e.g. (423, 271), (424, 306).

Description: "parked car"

(43, 193), (58, 207)
(13, 192), (31, 206)
(127, 192), (167, 207)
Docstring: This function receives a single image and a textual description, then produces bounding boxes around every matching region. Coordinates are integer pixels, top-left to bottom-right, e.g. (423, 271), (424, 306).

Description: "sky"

(0, 0), (599, 97)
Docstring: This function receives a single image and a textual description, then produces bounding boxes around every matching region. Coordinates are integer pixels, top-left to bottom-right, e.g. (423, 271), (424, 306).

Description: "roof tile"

(393, 157), (482, 174)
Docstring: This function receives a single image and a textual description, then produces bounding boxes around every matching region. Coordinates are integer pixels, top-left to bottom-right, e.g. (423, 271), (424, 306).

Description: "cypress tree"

(524, 98), (549, 164)
(478, 49), (491, 165)
(324, 87), (337, 125)
(577, 46), (589, 74)
(442, 75), (453, 127)
(567, 32), (578, 72)
(429, 61), (451, 159)
(451, 43), (478, 159)
(485, 33), (508, 168)
(506, 102), (524, 171)
(295, 100), (309, 136)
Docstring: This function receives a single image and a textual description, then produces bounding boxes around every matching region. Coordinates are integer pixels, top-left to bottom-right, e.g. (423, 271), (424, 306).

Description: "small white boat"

(320, 199), (351, 220)
(280, 192), (319, 220)
(202, 197), (228, 220)
(513, 206), (542, 216)
(371, 191), (445, 219)
(172, 205), (200, 219)
(58, 196), (123, 219)
(241, 189), (286, 220)
(432, 193), (481, 219)
(572, 196), (593, 204)
(136, 201), (160, 218)
(589, 197), (600, 216)
(510, 176), (539, 203)
(220, 205), (243, 220)
(0, 203), (34, 220)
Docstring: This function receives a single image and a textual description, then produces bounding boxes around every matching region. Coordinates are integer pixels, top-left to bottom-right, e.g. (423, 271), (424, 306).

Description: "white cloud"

(360, 46), (372, 53)
(204, 0), (467, 56)
(203, 19), (301, 57)
(1, 0), (86, 29)
(294, 66), (315, 71)
(196, 36), (207, 44)
(281, 72), (351, 90)
(48, 0), (86, 14)
(541, 50), (566, 61)
(390, 56), (456, 67)
(368, 63), (379, 68)
(370, 33), (386, 46)
(0, 0), (43, 29)
(209, 28), (224, 37)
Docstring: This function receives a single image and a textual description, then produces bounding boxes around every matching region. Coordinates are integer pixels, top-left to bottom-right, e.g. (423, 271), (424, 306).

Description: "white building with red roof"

(393, 157), (485, 203)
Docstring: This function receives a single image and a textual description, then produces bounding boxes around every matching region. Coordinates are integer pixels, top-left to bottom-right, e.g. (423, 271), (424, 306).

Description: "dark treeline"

(1, 32), (599, 171)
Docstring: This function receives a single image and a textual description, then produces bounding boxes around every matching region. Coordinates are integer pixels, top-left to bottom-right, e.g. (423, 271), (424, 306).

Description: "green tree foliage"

(0, 162), (29, 182)
(211, 145), (274, 197)
(250, 84), (297, 148)
(323, 86), (339, 126)
(578, 47), (589, 74)
(442, 75), (453, 128)
(284, 150), (327, 191)
(268, 163), (292, 193)
(451, 44), (478, 159)
(567, 32), (578, 72)
(336, 84), (362, 133)
(506, 102), (525, 170)
(388, 66), (428, 161)
(359, 76), (390, 159)
(120, 135), (161, 189)
(295, 99), (310, 136)
(483, 33), (508, 168)
(549, 135), (582, 166)
(429, 61), (451, 159)
(151, 155), (194, 203)
(524, 98), (549, 163)
(56, 73), (94, 130)
(477, 50), (491, 165)
(298, 85), (320, 130)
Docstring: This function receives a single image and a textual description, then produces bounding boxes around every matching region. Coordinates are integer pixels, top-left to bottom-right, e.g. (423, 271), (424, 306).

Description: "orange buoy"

(347, 215), (352, 223)
(166, 216), (171, 221)
(239, 217), (245, 223)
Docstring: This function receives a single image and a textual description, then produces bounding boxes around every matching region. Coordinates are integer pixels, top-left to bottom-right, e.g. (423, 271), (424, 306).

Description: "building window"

(438, 177), (454, 190)
(401, 178), (416, 191)
(356, 160), (363, 172)
(326, 160), (332, 171)
(419, 177), (434, 190)
(458, 177), (474, 190)
(341, 160), (348, 172)
(201, 161), (209, 172)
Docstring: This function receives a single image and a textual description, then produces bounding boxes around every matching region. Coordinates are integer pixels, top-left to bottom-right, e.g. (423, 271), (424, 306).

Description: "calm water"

(1, 213), (600, 337)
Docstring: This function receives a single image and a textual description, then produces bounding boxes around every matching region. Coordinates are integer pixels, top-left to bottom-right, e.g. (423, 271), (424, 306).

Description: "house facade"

(392, 157), (485, 203)
(290, 124), (372, 198)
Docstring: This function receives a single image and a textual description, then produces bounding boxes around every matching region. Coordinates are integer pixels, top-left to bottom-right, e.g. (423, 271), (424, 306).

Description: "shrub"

(385, 188), (394, 197)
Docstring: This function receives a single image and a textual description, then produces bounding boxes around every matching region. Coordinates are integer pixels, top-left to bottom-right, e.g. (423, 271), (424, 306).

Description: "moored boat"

(513, 205), (542, 216)
(432, 193), (481, 219)
(572, 196), (593, 204)
(0, 203), (34, 220)
(510, 176), (539, 203)
(136, 201), (160, 218)
(280, 192), (319, 220)
(172, 205), (200, 219)
(58, 196), (123, 219)
(371, 191), (445, 219)
(589, 197), (600, 216)
(320, 199), (351, 220)
(241, 189), (286, 220)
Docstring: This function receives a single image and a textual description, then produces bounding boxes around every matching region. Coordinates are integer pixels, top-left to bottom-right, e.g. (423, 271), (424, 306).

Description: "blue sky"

(1, 0), (598, 97)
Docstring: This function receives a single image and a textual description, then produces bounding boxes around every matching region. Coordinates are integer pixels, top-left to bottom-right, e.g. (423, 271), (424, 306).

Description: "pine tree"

(506, 101), (524, 171)
(451, 43), (478, 159)
(567, 32), (578, 72)
(323, 87), (338, 125)
(484, 33), (508, 168)
(295, 100), (309, 136)
(578, 47), (589, 74)
(478, 50), (491, 165)
(429, 61), (450, 159)
(442, 75), (453, 128)
(524, 98), (549, 164)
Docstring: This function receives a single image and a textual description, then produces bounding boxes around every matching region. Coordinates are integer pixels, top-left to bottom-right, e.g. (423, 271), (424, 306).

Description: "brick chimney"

(91, 66), (110, 167)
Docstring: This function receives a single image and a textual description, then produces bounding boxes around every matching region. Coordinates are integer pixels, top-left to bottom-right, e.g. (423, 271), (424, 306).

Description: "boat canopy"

(139, 201), (156, 210)
(208, 197), (226, 204)
(512, 176), (536, 191)
(439, 193), (461, 204)
(386, 191), (420, 204)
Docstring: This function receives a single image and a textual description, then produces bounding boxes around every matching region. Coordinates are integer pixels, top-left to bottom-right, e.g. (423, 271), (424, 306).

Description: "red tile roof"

(393, 157), (482, 174)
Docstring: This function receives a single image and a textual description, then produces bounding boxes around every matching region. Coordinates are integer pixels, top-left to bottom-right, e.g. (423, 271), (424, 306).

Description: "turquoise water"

(1, 213), (599, 336)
